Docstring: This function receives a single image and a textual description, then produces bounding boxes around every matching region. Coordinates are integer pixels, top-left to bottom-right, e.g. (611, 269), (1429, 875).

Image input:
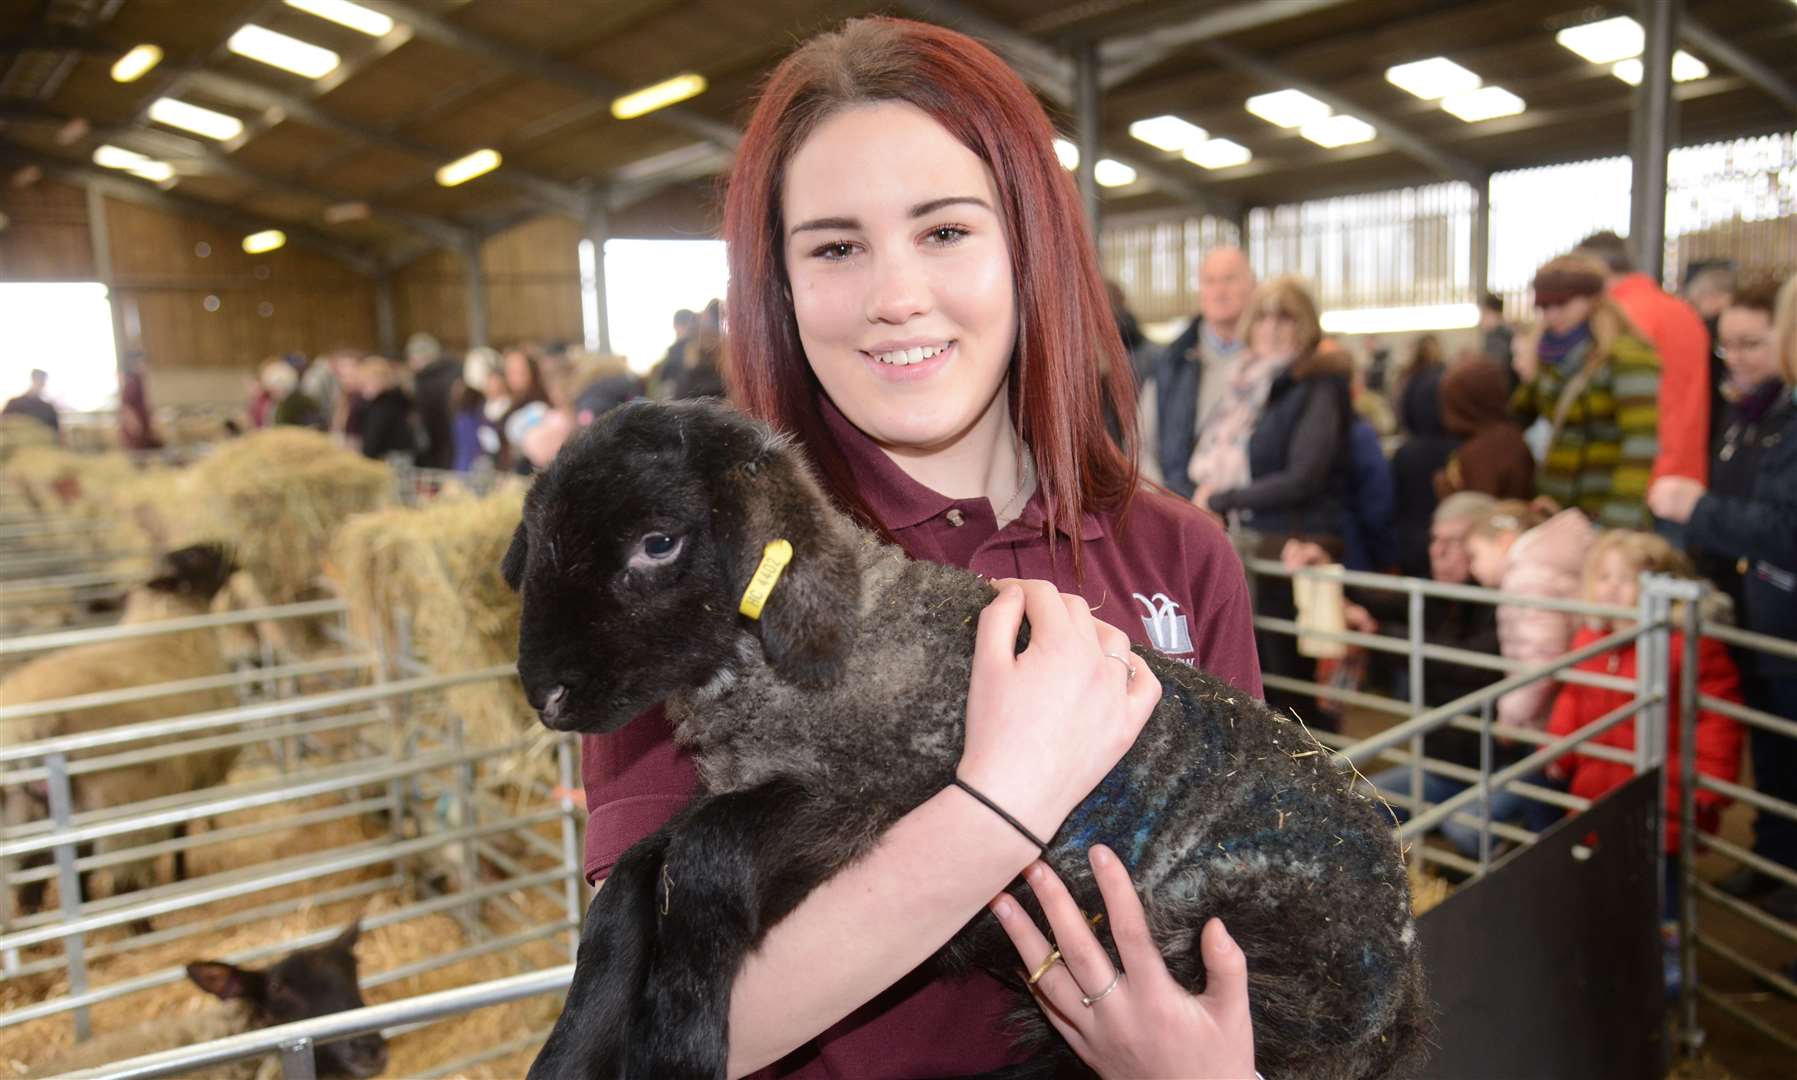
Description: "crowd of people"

(1130, 235), (1793, 988)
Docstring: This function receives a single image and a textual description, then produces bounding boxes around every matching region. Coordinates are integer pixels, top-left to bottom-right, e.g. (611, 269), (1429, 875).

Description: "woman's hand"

(1343, 602), (1377, 634)
(1512, 333), (1539, 384)
(958, 582), (1163, 848)
(1281, 539), (1332, 570)
(1647, 476), (1706, 525)
(991, 846), (1257, 1080)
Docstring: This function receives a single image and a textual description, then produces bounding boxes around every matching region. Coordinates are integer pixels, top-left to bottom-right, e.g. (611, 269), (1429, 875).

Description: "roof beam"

(896, 0), (1236, 217)
(0, 140), (379, 275)
(1098, 0), (1354, 90)
(1682, 17), (1797, 116)
(371, 0), (741, 153)
(1196, 40), (1485, 185)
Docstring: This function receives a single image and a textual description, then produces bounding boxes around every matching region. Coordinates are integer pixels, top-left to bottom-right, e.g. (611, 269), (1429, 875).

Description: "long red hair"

(721, 16), (1138, 568)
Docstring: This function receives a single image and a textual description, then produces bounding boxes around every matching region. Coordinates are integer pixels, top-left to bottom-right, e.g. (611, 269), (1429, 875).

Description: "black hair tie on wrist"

(952, 776), (1052, 858)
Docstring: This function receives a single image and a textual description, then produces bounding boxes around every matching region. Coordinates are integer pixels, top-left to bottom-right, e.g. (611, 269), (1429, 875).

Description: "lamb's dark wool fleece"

(508, 400), (1429, 1080)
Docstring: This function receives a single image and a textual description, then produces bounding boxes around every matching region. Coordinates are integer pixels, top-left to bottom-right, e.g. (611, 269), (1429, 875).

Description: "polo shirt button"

(946, 509), (966, 527)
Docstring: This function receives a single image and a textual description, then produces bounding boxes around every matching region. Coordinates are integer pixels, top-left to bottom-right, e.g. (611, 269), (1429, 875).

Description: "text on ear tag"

(739, 539), (794, 620)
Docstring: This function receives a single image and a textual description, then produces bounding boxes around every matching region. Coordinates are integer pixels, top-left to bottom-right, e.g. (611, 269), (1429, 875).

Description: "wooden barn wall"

(0, 180), (95, 280)
(391, 215), (585, 352)
(103, 198), (377, 369)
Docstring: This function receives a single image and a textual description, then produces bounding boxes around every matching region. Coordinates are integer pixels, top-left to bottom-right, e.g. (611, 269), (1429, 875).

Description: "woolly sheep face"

(502, 400), (861, 735)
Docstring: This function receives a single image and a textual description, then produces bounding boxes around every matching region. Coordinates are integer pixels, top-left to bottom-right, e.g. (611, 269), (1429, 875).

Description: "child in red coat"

(1547, 530), (1744, 906)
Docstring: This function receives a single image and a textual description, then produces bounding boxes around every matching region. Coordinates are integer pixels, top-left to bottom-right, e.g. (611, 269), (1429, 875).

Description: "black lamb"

(507, 400), (1429, 1080)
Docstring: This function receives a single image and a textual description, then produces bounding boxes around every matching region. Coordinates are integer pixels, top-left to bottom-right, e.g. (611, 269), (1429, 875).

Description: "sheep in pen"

(504, 400), (1430, 1080)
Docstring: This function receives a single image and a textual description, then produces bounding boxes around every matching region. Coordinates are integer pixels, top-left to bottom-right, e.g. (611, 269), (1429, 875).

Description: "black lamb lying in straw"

(508, 400), (1429, 1080)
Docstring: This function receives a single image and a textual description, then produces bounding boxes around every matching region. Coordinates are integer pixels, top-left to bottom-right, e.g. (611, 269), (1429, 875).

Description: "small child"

(1465, 502), (1597, 731)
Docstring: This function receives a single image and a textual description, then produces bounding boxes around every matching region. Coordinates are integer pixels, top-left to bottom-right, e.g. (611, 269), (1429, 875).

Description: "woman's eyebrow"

(788, 196), (991, 238)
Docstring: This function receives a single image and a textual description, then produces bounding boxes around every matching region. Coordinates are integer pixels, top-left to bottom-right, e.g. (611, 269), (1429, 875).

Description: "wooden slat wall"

(0, 180), (96, 281)
(392, 215), (585, 351)
(104, 198), (377, 369)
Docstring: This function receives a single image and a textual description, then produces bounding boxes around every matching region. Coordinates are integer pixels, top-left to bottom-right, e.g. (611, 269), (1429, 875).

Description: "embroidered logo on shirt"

(1133, 592), (1194, 654)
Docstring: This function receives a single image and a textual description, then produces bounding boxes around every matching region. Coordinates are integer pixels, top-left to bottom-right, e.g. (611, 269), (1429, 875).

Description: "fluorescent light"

(1094, 159), (1137, 187)
(435, 148), (501, 187)
(283, 0), (394, 37)
(1299, 114), (1376, 148)
(1385, 57), (1482, 100)
(242, 229), (287, 254)
(1440, 86), (1525, 122)
(1183, 138), (1252, 170)
(1611, 51), (1711, 85)
(128, 161), (175, 183)
(228, 25), (341, 79)
(611, 73), (707, 120)
(1054, 138), (1079, 170)
(111, 44), (163, 83)
(93, 144), (150, 169)
(1128, 115), (1208, 152)
(1555, 16), (1644, 65)
(148, 97), (245, 140)
(1246, 89), (1332, 129)
(1321, 303), (1479, 335)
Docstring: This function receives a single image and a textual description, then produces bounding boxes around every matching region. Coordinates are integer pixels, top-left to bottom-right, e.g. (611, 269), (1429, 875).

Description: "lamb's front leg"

(625, 777), (865, 1080)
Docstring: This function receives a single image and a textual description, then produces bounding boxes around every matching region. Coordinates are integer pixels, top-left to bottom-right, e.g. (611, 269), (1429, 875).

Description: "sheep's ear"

(501, 522), (529, 592)
(187, 961), (265, 1004)
(330, 919), (361, 951)
(727, 459), (860, 687)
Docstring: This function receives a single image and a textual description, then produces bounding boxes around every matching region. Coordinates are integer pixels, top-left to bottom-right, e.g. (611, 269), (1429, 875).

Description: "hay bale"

(1408, 860), (1452, 917)
(328, 489), (531, 752)
(166, 429), (394, 605)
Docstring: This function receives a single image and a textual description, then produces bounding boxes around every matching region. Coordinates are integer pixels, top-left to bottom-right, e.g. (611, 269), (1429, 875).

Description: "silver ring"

(1104, 651), (1136, 682)
(1080, 970), (1121, 1007)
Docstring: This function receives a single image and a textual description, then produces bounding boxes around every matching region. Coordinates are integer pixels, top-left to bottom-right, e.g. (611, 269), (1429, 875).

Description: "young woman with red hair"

(580, 17), (1263, 1077)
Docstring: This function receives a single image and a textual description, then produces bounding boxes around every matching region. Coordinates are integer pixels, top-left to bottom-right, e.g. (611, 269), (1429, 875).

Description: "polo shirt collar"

(818, 393), (1105, 541)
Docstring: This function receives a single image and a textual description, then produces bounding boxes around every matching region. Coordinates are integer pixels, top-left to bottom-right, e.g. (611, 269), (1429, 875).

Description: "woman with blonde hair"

(1511, 253), (1661, 528)
(1649, 274), (1797, 916)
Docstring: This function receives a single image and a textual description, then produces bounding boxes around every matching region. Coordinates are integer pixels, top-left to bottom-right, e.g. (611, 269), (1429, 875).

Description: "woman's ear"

(725, 459), (860, 687)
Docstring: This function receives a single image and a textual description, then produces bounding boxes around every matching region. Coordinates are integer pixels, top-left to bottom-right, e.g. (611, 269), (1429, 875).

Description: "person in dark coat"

(4, 369), (60, 434)
(355, 354), (417, 461)
(117, 353), (163, 451)
(407, 333), (461, 470)
(1387, 365), (1459, 579)
(1650, 276), (1797, 920)
(1437, 356), (1535, 503)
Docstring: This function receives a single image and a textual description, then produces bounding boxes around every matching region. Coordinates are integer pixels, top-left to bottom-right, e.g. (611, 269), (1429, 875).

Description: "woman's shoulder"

(1119, 485), (1237, 554)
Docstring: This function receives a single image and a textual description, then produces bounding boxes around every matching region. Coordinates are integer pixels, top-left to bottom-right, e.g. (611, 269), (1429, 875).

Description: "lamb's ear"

(726, 458), (860, 687)
(501, 521), (529, 592)
(187, 961), (266, 1004)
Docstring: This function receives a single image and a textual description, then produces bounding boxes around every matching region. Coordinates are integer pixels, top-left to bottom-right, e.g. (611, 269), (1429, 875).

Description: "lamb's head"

(503, 399), (862, 734)
(186, 921), (387, 1079)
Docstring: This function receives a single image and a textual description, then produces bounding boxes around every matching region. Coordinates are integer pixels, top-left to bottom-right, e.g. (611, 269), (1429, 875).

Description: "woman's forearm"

(724, 787), (1038, 1077)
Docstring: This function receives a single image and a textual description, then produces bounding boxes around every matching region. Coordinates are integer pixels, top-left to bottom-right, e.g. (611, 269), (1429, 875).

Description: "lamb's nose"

(539, 685), (568, 723)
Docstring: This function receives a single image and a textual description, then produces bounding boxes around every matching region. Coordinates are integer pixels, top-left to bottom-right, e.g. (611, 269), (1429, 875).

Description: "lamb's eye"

(639, 533), (682, 561)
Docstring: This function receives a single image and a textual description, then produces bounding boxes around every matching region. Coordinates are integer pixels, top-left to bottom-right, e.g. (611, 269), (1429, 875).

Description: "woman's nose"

(865, 255), (930, 324)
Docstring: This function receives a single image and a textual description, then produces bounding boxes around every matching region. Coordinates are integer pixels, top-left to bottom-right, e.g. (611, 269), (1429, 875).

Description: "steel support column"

(461, 238), (489, 350)
(1630, 0), (1680, 283)
(1471, 177), (1491, 300)
(584, 193), (612, 355)
(84, 185), (128, 371)
(1074, 40), (1102, 240)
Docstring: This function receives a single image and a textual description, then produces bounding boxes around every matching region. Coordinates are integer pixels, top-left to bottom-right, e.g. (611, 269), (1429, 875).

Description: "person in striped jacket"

(1510, 254), (1663, 529)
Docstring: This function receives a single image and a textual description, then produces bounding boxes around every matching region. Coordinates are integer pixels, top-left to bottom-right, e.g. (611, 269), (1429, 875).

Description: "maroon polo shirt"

(580, 397), (1261, 1078)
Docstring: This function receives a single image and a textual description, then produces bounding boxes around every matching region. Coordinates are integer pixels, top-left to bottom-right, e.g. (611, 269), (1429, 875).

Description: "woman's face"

(1247, 308), (1299, 359)
(1588, 547), (1640, 611)
(1539, 295), (1594, 337)
(504, 351), (533, 395)
(781, 101), (1017, 454)
(1719, 307), (1779, 390)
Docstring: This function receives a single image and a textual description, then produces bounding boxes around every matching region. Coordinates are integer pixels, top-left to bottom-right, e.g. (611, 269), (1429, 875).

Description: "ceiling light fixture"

(148, 97), (245, 140)
(283, 0), (395, 37)
(93, 144), (176, 183)
(1128, 115), (1209, 152)
(1246, 89), (1332, 129)
(611, 73), (708, 120)
(1385, 57), (1483, 100)
(1555, 16), (1645, 65)
(1298, 114), (1376, 148)
(227, 24), (341, 79)
(1182, 138), (1253, 170)
(435, 148), (502, 187)
(1440, 86), (1526, 122)
(110, 43), (163, 83)
(1611, 51), (1711, 85)
(242, 229), (287, 254)
(1094, 159), (1138, 187)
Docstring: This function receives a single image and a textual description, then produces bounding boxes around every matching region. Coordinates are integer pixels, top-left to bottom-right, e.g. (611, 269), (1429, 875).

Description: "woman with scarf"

(1511, 255), (1661, 529)
(1193, 275), (1353, 728)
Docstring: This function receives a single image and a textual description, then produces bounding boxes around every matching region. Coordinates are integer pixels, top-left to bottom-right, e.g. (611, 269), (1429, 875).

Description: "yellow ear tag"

(738, 539), (794, 620)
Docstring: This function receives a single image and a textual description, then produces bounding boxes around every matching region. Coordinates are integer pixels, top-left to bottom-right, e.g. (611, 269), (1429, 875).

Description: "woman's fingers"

(1087, 845), (1166, 983)
(1015, 578), (1071, 639)
(1022, 860), (1119, 1009)
(989, 892), (1091, 1021)
(1197, 918), (1252, 1029)
(973, 582), (1025, 672)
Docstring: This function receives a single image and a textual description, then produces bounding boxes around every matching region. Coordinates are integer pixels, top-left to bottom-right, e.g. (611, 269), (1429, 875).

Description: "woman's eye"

(813, 241), (856, 260)
(925, 225), (968, 245)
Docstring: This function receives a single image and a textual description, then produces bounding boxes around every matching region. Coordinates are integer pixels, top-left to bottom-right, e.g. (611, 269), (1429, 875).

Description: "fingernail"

(1027, 862), (1046, 882)
(1090, 845), (1112, 867)
(991, 896), (1014, 919)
